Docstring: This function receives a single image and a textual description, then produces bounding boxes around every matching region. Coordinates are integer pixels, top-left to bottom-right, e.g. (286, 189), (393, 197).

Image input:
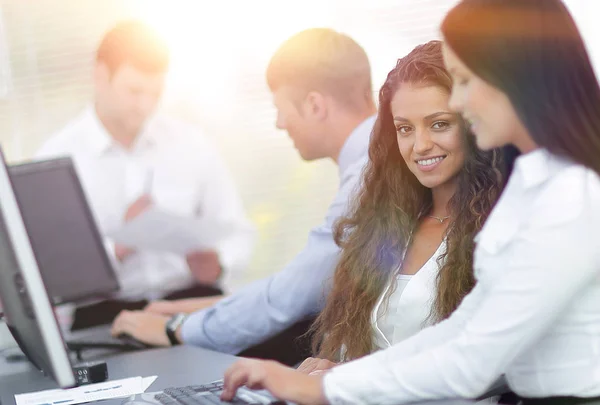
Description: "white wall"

(564, 0), (600, 79)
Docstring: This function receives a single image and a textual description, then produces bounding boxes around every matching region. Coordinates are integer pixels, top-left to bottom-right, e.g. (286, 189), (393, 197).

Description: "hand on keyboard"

(221, 359), (325, 405)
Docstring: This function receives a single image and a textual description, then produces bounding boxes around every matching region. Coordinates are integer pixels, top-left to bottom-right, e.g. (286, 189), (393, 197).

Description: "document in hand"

(106, 207), (236, 255)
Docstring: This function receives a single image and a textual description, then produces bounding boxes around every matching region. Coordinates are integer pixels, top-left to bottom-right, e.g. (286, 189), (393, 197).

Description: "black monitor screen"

(9, 158), (119, 305)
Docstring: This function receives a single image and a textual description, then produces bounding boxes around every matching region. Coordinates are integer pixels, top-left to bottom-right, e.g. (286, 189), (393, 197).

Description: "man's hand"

(114, 244), (135, 262)
(124, 194), (152, 222)
(296, 357), (338, 376)
(186, 250), (222, 285)
(111, 310), (171, 347)
(221, 358), (328, 404)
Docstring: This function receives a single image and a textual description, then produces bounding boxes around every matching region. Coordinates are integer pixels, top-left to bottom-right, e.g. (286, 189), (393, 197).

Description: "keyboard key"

(186, 385), (215, 392)
(197, 394), (224, 404)
(154, 394), (178, 405)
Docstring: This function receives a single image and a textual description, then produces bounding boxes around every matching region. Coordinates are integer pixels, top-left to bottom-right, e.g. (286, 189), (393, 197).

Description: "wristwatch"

(165, 313), (187, 346)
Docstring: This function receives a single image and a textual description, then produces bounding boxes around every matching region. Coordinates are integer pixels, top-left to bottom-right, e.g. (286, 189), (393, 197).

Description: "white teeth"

(417, 157), (444, 166)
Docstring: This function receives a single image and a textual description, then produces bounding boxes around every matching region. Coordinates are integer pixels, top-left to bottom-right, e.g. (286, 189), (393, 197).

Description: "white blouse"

(324, 149), (600, 404)
(372, 241), (446, 349)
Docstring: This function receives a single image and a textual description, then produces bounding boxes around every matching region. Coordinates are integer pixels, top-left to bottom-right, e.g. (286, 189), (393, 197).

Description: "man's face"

(95, 62), (165, 136)
(272, 85), (326, 161)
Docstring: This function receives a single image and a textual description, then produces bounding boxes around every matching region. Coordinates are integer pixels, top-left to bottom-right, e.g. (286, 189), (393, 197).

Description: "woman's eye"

(452, 76), (468, 87)
(432, 121), (450, 130)
(396, 125), (412, 134)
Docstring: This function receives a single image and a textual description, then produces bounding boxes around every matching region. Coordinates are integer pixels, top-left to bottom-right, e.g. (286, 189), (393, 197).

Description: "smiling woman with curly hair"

(302, 40), (509, 366)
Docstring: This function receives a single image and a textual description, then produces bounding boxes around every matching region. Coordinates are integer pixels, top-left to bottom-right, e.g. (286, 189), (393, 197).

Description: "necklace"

(427, 214), (451, 223)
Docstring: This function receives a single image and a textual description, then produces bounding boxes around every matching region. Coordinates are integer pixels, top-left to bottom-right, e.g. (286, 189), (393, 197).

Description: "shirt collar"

(338, 115), (376, 176)
(83, 105), (156, 156)
(513, 147), (570, 189)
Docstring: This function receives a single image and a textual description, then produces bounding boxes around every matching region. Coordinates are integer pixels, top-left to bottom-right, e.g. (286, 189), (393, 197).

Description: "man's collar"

(338, 115), (377, 176)
(83, 106), (155, 156)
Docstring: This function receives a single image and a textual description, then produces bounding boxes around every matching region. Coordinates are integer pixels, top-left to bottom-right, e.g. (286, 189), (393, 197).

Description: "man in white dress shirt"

(36, 21), (255, 329)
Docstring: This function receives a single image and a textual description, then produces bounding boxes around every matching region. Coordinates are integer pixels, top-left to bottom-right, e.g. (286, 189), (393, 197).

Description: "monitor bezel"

(0, 148), (75, 388)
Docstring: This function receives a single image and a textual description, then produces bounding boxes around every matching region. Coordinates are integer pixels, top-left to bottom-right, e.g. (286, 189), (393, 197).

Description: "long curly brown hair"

(310, 40), (507, 361)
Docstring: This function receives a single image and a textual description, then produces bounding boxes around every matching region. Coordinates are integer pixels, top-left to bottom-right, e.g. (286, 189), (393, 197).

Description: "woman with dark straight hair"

(219, 1), (600, 404)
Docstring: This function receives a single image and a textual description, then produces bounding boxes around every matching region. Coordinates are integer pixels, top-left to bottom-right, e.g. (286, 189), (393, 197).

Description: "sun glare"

(124, 0), (333, 104)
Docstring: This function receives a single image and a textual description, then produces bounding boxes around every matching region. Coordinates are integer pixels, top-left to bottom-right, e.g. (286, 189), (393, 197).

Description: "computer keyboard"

(154, 380), (285, 405)
(66, 333), (150, 352)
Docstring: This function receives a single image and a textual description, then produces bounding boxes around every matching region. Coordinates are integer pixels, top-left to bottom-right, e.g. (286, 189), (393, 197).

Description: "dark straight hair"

(441, 0), (600, 175)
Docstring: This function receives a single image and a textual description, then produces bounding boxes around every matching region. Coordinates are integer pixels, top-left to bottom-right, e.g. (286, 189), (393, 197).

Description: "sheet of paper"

(142, 376), (157, 392)
(107, 207), (237, 255)
(14, 376), (157, 405)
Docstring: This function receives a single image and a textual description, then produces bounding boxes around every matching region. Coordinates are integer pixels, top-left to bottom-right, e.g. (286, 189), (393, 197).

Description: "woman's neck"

(430, 179), (457, 218)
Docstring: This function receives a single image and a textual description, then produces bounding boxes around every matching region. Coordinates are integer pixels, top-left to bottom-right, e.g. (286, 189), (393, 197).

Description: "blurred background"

(0, 0), (598, 287)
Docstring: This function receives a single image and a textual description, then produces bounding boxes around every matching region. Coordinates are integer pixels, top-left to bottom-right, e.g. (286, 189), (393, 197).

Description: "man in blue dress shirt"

(111, 28), (377, 364)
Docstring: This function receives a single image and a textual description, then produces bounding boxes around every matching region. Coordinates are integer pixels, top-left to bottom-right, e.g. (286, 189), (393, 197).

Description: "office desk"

(0, 345), (237, 405)
(0, 344), (480, 405)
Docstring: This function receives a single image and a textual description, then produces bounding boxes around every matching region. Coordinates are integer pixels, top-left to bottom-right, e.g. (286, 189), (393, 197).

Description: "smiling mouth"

(416, 156), (446, 167)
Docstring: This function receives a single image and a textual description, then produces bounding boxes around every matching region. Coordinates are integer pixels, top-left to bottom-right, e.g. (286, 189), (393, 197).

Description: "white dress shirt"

(372, 241), (445, 349)
(36, 107), (255, 300)
(324, 148), (600, 404)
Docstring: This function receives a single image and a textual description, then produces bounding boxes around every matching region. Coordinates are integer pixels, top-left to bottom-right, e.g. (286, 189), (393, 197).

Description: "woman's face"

(391, 83), (466, 190)
(442, 42), (534, 152)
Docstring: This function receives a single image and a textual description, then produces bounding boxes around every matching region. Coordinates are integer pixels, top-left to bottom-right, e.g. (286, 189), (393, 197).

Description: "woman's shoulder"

(537, 156), (600, 203)
(526, 155), (600, 227)
(476, 154), (600, 248)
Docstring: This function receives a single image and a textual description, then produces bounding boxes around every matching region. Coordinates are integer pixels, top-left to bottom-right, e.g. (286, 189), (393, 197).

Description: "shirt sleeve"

(324, 171), (600, 405)
(34, 135), (65, 160)
(180, 160), (364, 354)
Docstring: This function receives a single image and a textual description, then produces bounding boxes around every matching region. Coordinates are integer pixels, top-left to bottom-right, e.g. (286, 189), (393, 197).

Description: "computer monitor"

(0, 148), (76, 388)
(9, 157), (119, 305)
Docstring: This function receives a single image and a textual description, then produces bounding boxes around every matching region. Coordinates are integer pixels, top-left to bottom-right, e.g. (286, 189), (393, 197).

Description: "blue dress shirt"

(181, 116), (376, 354)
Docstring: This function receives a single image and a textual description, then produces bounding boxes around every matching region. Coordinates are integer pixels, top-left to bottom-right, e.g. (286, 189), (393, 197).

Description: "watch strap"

(165, 313), (187, 346)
